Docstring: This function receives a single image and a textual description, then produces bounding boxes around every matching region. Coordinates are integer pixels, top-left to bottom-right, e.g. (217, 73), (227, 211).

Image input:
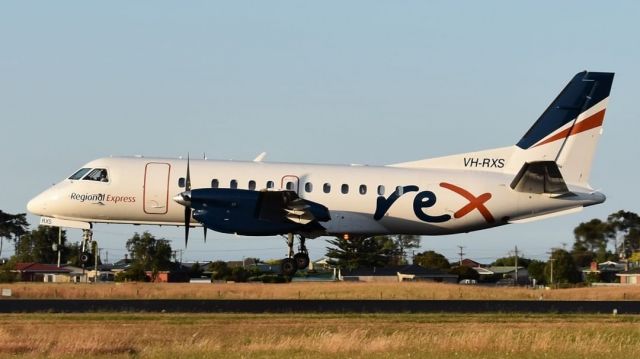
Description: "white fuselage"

(26, 156), (604, 237)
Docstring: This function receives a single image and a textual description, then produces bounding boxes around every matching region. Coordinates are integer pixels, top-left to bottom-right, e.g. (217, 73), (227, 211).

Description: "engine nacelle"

(188, 188), (330, 236)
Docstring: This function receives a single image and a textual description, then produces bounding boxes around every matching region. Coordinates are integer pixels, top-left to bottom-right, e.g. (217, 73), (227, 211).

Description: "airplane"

(27, 71), (614, 276)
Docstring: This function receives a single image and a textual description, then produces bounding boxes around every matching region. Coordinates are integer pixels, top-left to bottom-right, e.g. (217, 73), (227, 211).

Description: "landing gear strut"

(80, 228), (94, 283)
(80, 229), (93, 264)
(281, 233), (310, 276)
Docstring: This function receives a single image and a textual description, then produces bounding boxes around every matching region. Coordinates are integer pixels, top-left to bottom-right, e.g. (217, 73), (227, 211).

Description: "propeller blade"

(203, 226), (207, 243)
(184, 207), (190, 247)
(185, 154), (191, 191)
(184, 154), (192, 247)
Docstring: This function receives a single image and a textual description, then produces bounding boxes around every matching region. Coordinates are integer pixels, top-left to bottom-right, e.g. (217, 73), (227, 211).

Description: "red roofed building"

(13, 263), (70, 282)
(460, 259), (483, 268)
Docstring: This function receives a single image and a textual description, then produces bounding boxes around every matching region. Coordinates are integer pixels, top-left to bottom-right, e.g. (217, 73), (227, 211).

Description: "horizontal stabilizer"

(510, 161), (569, 194)
(508, 206), (583, 224)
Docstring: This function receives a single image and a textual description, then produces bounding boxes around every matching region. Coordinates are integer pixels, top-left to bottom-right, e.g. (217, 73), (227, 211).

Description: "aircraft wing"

(184, 188), (331, 236)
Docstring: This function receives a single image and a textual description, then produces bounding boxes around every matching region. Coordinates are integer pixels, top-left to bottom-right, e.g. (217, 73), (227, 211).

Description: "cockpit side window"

(83, 168), (109, 182)
(68, 168), (91, 180)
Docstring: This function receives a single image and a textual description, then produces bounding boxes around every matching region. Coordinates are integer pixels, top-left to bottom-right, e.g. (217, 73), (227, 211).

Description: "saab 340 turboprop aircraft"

(28, 71), (613, 275)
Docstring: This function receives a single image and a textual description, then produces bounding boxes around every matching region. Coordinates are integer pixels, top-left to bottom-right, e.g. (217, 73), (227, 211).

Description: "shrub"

(228, 267), (250, 282)
(209, 261), (230, 280)
(0, 268), (17, 283)
(114, 265), (149, 282)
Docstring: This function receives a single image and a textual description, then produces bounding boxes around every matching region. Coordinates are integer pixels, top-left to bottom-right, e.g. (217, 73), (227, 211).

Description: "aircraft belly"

(324, 211), (388, 235)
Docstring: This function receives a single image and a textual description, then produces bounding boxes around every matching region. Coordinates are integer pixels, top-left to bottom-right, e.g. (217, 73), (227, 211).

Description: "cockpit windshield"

(84, 168), (109, 182)
(68, 168), (109, 182)
(68, 168), (91, 180)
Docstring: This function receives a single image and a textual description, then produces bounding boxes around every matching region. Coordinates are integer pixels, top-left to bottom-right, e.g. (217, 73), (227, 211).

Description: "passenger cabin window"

(359, 184), (367, 195)
(230, 179), (238, 189)
(377, 185), (385, 196)
(305, 182), (313, 193)
(69, 168), (91, 180)
(178, 177), (186, 188)
(341, 184), (349, 194)
(211, 179), (219, 188)
(266, 180), (274, 189)
(323, 183), (331, 193)
(248, 180), (256, 190)
(84, 168), (109, 182)
(286, 181), (295, 191)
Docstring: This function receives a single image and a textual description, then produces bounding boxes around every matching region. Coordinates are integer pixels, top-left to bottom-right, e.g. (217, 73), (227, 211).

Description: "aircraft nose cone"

(173, 191), (192, 207)
(27, 195), (45, 215)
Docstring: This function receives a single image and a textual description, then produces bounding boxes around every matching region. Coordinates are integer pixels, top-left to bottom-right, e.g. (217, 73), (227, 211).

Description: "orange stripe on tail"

(533, 109), (606, 148)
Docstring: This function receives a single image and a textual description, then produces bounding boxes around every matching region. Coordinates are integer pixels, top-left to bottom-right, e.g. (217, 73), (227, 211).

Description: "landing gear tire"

(293, 252), (310, 270)
(281, 257), (297, 276)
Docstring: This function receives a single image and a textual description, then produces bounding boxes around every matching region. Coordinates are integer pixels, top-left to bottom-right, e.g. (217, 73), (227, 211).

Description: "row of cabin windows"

(184, 178), (395, 196)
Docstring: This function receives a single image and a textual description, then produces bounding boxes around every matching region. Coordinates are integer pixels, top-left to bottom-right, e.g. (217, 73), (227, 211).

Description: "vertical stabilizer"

(514, 71), (614, 186)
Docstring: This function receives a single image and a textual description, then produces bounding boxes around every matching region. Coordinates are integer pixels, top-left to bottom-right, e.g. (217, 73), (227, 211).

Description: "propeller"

(173, 154), (208, 247)
(183, 154), (192, 247)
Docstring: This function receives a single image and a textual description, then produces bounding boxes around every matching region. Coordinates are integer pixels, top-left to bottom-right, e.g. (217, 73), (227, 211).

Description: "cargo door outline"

(144, 162), (171, 214)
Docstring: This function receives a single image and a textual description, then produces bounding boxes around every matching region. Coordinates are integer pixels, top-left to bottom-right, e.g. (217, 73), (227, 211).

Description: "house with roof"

(339, 264), (458, 283)
(110, 257), (133, 273)
(617, 268), (640, 285)
(12, 263), (71, 282)
(227, 258), (262, 269)
(60, 265), (88, 283)
(144, 270), (190, 283)
(310, 257), (334, 271)
(473, 266), (529, 284)
(460, 258), (485, 268)
(226, 258), (278, 273)
(582, 261), (627, 283)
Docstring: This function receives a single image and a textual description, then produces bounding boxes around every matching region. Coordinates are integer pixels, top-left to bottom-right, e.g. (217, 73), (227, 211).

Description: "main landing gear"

(80, 229), (93, 264)
(281, 233), (310, 277)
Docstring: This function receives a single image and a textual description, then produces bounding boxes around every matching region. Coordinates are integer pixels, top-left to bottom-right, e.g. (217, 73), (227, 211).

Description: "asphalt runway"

(1, 299), (639, 314)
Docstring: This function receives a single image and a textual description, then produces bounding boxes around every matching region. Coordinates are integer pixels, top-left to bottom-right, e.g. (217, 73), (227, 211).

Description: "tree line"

(324, 210), (640, 285)
(2, 209), (639, 284)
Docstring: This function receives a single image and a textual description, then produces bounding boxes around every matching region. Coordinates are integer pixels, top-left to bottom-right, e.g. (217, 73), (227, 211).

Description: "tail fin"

(514, 71), (614, 186)
(389, 71), (613, 185)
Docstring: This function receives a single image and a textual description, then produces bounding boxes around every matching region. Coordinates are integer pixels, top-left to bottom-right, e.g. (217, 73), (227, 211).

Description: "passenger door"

(144, 162), (170, 214)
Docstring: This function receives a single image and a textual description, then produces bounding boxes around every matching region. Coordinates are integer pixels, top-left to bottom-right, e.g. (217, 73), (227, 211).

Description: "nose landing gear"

(280, 233), (310, 277)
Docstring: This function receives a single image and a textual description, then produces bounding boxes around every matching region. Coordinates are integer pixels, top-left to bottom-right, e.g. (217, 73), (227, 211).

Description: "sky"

(1, 1), (639, 264)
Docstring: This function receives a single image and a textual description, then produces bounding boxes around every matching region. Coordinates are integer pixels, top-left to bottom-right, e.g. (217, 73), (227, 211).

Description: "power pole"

(457, 245), (465, 266)
(514, 245), (519, 285)
(549, 258), (556, 287)
(94, 241), (99, 284)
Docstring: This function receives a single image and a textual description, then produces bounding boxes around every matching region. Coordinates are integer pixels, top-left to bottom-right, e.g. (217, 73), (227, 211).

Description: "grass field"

(2, 281), (640, 300)
(3, 283), (640, 358)
(0, 312), (639, 358)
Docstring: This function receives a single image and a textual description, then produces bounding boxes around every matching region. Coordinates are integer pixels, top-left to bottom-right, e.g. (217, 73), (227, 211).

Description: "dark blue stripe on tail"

(516, 71), (614, 149)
